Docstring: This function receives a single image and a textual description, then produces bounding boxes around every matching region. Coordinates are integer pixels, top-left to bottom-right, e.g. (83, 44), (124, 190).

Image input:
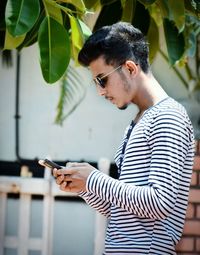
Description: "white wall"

(0, 45), (137, 162)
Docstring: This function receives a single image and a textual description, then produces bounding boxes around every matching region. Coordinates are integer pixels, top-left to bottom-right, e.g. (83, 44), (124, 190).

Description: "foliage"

(55, 60), (88, 125)
(0, 0), (200, 124)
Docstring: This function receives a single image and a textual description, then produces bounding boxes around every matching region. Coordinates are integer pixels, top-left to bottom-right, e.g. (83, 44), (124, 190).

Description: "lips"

(106, 96), (115, 103)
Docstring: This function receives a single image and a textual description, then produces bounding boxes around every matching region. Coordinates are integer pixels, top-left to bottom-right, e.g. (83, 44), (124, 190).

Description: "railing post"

(42, 167), (54, 255)
(0, 193), (7, 255)
(94, 158), (110, 255)
(18, 193), (31, 255)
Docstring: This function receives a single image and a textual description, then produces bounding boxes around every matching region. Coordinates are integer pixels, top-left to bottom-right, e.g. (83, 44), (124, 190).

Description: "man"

(54, 22), (194, 254)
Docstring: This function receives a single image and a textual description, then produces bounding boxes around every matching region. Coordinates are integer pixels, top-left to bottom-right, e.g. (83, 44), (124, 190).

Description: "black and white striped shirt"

(79, 97), (194, 254)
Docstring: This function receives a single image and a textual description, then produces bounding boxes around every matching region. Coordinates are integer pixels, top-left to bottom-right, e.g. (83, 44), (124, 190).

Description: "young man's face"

(89, 57), (137, 110)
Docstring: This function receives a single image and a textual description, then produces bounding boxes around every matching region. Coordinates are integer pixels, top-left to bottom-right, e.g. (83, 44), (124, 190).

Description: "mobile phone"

(38, 158), (62, 170)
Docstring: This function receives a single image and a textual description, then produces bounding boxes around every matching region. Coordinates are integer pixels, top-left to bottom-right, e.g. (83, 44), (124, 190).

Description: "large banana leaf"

(38, 17), (70, 84)
(5, 0), (40, 36)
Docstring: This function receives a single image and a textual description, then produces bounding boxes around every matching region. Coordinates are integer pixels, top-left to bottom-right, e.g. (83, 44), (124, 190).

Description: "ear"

(124, 60), (138, 76)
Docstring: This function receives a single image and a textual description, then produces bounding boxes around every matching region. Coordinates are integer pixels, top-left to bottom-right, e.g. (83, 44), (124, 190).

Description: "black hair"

(78, 22), (150, 73)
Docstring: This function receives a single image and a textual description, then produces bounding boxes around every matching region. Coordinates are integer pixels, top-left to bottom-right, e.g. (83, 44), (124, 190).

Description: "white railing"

(0, 158), (110, 255)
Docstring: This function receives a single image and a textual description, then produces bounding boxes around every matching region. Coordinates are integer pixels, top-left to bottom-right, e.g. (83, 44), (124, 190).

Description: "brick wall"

(176, 140), (200, 255)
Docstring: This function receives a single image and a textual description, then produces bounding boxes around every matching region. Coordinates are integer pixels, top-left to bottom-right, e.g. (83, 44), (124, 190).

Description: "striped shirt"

(79, 97), (194, 254)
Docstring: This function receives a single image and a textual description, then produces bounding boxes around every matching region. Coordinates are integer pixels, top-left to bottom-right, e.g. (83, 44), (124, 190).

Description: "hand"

(53, 162), (96, 193)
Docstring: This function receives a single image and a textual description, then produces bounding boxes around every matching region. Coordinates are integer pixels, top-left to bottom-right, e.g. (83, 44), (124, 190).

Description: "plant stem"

(185, 62), (194, 80)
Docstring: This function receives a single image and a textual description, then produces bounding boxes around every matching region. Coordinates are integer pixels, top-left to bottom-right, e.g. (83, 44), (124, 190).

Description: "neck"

(133, 72), (168, 112)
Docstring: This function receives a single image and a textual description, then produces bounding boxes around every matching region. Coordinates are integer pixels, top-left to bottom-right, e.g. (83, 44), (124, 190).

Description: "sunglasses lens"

(95, 77), (106, 88)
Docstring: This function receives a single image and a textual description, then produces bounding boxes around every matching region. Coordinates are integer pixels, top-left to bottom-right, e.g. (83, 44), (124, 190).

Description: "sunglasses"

(93, 65), (122, 89)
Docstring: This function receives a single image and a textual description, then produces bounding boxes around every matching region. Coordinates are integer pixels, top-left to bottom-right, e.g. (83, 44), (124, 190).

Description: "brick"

(195, 140), (200, 155)
(176, 237), (194, 251)
(178, 253), (199, 255)
(177, 253), (199, 255)
(186, 203), (195, 219)
(188, 189), (200, 203)
(197, 205), (200, 218)
(191, 171), (198, 186)
(193, 156), (200, 170)
(196, 237), (200, 252)
(183, 220), (200, 235)
(194, 140), (199, 155)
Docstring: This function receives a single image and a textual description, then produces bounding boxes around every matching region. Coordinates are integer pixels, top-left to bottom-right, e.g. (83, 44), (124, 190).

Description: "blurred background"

(0, 1), (200, 254)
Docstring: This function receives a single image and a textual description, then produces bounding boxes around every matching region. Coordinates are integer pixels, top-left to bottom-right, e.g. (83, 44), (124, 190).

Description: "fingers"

(53, 163), (87, 177)
(60, 181), (74, 192)
(60, 181), (67, 190)
(53, 161), (91, 193)
(56, 173), (64, 185)
(56, 173), (72, 184)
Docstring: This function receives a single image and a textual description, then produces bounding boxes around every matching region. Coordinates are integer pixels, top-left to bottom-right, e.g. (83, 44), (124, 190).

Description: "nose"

(96, 85), (106, 96)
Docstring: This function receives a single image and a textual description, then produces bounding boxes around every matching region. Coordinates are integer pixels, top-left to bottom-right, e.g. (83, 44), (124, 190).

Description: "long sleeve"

(78, 191), (111, 217)
(86, 107), (194, 220)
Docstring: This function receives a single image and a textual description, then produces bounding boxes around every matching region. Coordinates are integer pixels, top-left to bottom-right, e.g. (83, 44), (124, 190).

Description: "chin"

(118, 104), (128, 110)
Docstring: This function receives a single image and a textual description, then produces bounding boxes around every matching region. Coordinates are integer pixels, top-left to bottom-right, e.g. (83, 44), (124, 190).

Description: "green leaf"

(168, 0), (185, 32)
(78, 19), (92, 40)
(156, 0), (170, 18)
(69, 15), (84, 63)
(83, 0), (100, 9)
(148, 3), (163, 27)
(184, 0), (200, 18)
(69, 15), (84, 51)
(100, 0), (118, 6)
(4, 29), (25, 49)
(60, 0), (86, 13)
(147, 18), (159, 63)
(137, 0), (157, 6)
(121, 0), (136, 23)
(43, 0), (63, 24)
(163, 19), (185, 65)
(38, 17), (70, 83)
(5, 0), (40, 36)
(17, 10), (45, 50)
(69, 17), (92, 63)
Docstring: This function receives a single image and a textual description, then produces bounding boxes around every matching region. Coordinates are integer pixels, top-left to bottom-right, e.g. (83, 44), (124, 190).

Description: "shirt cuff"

(86, 169), (103, 193)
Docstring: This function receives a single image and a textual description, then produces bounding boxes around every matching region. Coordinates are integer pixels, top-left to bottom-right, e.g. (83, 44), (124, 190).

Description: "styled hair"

(78, 22), (150, 73)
